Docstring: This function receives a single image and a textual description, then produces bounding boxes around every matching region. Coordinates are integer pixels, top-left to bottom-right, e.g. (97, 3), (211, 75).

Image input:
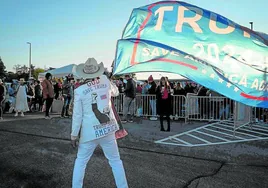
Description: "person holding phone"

(156, 77), (172, 132)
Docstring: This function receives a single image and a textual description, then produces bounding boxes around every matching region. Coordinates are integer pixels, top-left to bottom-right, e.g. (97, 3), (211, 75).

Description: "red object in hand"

(115, 129), (128, 139)
(111, 98), (128, 139)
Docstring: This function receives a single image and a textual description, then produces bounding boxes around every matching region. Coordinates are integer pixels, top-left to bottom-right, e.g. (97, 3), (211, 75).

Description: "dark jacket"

(156, 85), (172, 115)
(35, 85), (42, 98)
(174, 88), (186, 96)
(148, 81), (157, 95)
(62, 80), (71, 96)
(0, 85), (5, 97)
(124, 78), (136, 99)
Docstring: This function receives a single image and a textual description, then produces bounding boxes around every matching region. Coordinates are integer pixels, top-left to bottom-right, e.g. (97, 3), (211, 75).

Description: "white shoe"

(45, 116), (52, 120)
(14, 113), (18, 117)
(0, 117), (3, 120)
(21, 113), (24, 117)
(9, 107), (14, 113)
(150, 117), (158, 121)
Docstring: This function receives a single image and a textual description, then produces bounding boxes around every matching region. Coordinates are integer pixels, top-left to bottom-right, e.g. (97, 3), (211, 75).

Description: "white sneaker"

(9, 107), (14, 113)
(45, 116), (52, 120)
(21, 113), (24, 117)
(0, 117), (3, 120)
(150, 117), (158, 121)
(14, 113), (18, 117)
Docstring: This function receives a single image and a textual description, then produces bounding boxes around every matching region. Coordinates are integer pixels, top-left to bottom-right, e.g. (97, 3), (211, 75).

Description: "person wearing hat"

(41, 73), (54, 119)
(0, 79), (5, 120)
(71, 58), (128, 188)
(14, 78), (29, 117)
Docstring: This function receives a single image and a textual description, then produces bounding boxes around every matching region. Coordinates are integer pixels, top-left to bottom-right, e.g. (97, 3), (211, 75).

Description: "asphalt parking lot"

(0, 114), (267, 188)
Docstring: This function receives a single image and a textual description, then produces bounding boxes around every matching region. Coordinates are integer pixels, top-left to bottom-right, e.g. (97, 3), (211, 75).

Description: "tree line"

(0, 57), (45, 82)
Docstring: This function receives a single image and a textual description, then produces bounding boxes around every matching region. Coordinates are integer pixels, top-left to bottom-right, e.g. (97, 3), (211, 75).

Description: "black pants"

(55, 92), (59, 100)
(0, 97), (4, 118)
(45, 97), (53, 117)
(160, 113), (171, 131)
(36, 97), (43, 111)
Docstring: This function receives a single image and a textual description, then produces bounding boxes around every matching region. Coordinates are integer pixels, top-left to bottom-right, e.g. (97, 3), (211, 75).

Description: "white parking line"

(195, 130), (230, 142)
(155, 122), (268, 147)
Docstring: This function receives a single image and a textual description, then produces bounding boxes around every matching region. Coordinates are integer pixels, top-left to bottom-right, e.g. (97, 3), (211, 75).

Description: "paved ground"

(0, 113), (267, 188)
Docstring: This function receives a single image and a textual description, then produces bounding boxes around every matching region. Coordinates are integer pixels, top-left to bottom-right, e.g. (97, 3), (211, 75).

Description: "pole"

(249, 22), (253, 30)
(27, 42), (32, 78)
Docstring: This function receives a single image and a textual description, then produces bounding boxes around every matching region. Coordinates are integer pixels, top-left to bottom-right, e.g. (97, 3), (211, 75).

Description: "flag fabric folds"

(113, 1), (268, 108)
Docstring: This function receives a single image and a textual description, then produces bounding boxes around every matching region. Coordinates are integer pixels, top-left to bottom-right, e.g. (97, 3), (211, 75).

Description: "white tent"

(136, 72), (188, 81)
(38, 64), (77, 81)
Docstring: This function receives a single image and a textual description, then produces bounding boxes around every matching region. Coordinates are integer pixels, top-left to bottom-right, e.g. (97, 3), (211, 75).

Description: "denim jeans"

(61, 95), (71, 116)
(123, 96), (135, 121)
(150, 99), (157, 116)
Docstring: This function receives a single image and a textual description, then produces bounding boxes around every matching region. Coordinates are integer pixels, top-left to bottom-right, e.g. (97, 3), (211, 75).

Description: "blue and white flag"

(113, 1), (268, 108)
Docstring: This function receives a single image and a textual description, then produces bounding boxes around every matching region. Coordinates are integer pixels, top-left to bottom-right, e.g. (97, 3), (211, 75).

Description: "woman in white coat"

(71, 58), (128, 188)
(15, 78), (29, 117)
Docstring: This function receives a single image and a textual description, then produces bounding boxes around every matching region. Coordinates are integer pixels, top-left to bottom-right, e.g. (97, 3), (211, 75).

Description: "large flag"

(113, 1), (268, 108)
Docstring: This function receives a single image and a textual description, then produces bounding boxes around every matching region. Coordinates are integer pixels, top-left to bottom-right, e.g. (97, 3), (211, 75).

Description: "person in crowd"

(122, 74), (136, 123)
(8, 84), (15, 97)
(14, 78), (29, 117)
(118, 78), (125, 112)
(173, 83), (186, 118)
(136, 84), (142, 116)
(8, 84), (16, 113)
(0, 80), (5, 120)
(142, 80), (150, 117)
(71, 58), (128, 188)
(136, 84), (142, 94)
(2, 82), (8, 112)
(61, 76), (72, 118)
(156, 77), (172, 132)
(148, 75), (157, 120)
(41, 73), (54, 119)
(74, 78), (81, 89)
(68, 78), (75, 116)
(27, 83), (35, 112)
(165, 77), (174, 89)
(142, 80), (149, 95)
(34, 80), (43, 112)
(174, 83), (186, 96)
(118, 78), (125, 93)
(184, 82), (195, 94)
(54, 79), (60, 100)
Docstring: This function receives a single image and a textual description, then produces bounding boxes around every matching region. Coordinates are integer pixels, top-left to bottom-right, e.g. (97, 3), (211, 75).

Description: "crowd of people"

(0, 73), (82, 120)
(113, 74), (237, 131)
(0, 72), (266, 125)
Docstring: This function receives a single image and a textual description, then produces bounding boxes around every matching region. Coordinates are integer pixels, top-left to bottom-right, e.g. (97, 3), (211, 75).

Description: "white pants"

(72, 134), (128, 188)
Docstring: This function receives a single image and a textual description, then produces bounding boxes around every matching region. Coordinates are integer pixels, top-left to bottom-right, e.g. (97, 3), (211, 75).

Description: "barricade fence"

(112, 93), (268, 123)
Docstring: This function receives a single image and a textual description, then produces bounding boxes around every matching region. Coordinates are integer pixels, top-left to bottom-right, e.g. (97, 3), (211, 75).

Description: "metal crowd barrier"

(252, 107), (268, 123)
(112, 93), (268, 123)
(186, 95), (234, 122)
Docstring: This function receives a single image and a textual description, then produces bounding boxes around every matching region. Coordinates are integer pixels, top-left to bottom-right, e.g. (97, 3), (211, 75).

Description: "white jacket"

(71, 75), (119, 143)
